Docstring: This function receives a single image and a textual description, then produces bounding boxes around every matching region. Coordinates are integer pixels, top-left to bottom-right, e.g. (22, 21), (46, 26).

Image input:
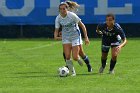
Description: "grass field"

(0, 38), (139, 93)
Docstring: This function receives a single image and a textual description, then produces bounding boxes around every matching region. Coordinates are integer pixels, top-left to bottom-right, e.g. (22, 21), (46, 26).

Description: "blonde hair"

(65, 1), (80, 12)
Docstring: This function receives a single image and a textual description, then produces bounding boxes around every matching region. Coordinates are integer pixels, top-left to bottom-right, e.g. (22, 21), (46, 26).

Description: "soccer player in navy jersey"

(96, 14), (127, 74)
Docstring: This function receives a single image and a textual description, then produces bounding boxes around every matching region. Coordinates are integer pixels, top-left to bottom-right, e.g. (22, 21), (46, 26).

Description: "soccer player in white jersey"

(54, 2), (90, 76)
(58, 1), (92, 72)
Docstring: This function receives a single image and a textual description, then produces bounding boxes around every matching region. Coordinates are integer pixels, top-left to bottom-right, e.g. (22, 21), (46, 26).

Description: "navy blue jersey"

(97, 23), (126, 46)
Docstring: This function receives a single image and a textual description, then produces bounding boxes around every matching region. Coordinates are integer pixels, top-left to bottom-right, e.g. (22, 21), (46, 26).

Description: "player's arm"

(78, 21), (90, 45)
(117, 24), (127, 48)
(120, 38), (127, 48)
(96, 24), (103, 35)
(59, 31), (62, 37)
(115, 37), (127, 52)
(54, 16), (62, 40)
(119, 30), (127, 48)
(54, 28), (62, 40)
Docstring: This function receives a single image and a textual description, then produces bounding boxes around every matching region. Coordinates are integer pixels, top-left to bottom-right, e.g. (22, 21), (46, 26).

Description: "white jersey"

(55, 11), (81, 41)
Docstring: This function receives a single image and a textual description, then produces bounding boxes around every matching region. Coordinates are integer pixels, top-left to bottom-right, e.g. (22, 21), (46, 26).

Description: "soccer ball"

(58, 66), (69, 77)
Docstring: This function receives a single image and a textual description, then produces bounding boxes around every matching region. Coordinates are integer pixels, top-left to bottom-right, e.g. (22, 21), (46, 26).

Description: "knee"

(101, 53), (108, 60)
(112, 56), (117, 61)
(73, 55), (79, 61)
(79, 51), (85, 58)
(101, 56), (107, 60)
(65, 55), (71, 60)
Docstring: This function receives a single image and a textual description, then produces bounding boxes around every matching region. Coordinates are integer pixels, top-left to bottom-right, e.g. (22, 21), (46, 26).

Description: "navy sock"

(82, 56), (90, 65)
(101, 59), (107, 68)
(109, 59), (116, 71)
(63, 52), (66, 62)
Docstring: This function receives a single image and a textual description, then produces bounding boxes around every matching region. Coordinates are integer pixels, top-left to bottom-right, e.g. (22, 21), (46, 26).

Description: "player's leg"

(63, 52), (69, 68)
(63, 46), (83, 67)
(99, 45), (110, 73)
(70, 45), (80, 76)
(71, 37), (84, 67)
(63, 44), (71, 60)
(109, 46), (120, 74)
(59, 31), (67, 66)
(63, 52), (66, 62)
(79, 45), (92, 72)
(78, 45), (85, 57)
(63, 44), (76, 76)
(72, 45), (80, 61)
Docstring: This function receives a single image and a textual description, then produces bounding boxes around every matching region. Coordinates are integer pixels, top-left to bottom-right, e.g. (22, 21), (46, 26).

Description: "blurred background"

(0, 0), (139, 38)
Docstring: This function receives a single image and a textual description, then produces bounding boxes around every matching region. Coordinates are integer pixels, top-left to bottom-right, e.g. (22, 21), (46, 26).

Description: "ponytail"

(66, 1), (80, 12)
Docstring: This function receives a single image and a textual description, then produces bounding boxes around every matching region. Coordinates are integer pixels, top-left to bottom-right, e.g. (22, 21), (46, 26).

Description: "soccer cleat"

(87, 65), (92, 72)
(71, 70), (76, 76)
(71, 73), (76, 76)
(99, 66), (104, 73)
(77, 60), (83, 66)
(109, 70), (115, 74)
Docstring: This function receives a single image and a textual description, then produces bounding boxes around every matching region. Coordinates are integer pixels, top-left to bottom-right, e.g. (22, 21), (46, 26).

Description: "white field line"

(0, 40), (61, 52)
(22, 41), (61, 51)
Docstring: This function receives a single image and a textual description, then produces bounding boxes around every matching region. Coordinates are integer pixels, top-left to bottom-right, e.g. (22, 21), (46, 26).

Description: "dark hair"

(106, 13), (115, 20)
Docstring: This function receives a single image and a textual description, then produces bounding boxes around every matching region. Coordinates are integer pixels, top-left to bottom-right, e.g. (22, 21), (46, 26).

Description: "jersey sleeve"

(97, 23), (104, 31)
(116, 23), (126, 39)
(55, 16), (60, 29)
(70, 12), (81, 23)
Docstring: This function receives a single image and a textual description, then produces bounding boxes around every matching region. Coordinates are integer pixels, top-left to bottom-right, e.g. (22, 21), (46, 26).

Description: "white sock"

(77, 57), (83, 66)
(66, 59), (76, 75)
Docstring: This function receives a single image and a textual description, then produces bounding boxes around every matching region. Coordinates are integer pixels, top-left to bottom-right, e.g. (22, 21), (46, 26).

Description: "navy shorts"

(102, 41), (121, 53)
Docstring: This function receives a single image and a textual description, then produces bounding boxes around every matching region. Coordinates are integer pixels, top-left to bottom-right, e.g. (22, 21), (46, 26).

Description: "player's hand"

(116, 45), (122, 50)
(115, 45), (122, 55)
(85, 37), (90, 45)
(54, 36), (62, 40)
(96, 30), (103, 35)
(59, 32), (62, 37)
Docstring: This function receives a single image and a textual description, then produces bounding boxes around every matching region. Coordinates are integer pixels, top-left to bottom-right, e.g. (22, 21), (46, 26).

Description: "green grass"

(0, 38), (139, 93)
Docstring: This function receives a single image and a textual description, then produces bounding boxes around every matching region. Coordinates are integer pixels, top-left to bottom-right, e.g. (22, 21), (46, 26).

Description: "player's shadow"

(14, 72), (48, 74)
(7, 72), (99, 78)
(7, 71), (57, 78)
(76, 73), (99, 76)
